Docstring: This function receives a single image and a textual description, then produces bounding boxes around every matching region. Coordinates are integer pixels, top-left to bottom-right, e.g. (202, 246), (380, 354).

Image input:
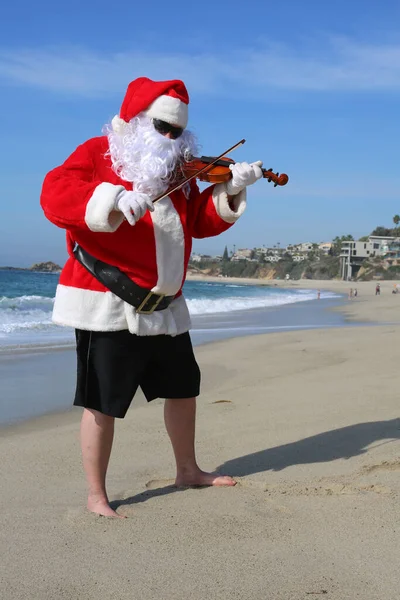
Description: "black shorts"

(74, 329), (201, 418)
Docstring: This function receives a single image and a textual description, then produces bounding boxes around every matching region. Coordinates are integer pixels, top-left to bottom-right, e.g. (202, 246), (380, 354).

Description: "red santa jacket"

(40, 136), (246, 336)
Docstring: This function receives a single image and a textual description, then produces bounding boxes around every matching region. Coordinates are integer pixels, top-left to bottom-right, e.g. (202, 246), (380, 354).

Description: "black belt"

(73, 245), (175, 314)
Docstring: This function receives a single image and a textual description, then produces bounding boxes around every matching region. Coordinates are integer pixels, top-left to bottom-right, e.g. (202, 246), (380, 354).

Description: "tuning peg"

(268, 167), (273, 172)
(276, 172), (279, 177)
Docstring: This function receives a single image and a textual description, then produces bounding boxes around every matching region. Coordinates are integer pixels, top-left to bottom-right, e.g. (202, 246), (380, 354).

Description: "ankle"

(88, 491), (108, 504)
(176, 463), (201, 478)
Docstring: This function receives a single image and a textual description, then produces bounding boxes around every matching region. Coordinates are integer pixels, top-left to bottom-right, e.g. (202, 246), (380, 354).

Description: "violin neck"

(262, 168), (273, 178)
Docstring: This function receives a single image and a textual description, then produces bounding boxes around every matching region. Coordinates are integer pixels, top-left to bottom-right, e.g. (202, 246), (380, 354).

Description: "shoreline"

(0, 295), (348, 428)
(3, 276), (396, 353)
(1, 277), (399, 428)
(186, 274), (400, 323)
(0, 279), (342, 353)
(186, 272), (400, 292)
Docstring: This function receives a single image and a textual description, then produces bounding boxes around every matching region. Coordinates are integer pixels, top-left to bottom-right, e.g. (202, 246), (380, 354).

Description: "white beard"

(104, 113), (199, 198)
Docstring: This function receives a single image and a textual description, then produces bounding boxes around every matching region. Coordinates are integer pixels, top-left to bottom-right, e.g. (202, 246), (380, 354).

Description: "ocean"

(0, 269), (341, 349)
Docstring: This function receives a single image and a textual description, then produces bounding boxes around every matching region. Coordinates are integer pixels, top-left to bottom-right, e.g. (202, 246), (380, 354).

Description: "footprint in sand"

(237, 478), (392, 497)
(145, 478), (176, 490)
(64, 506), (130, 521)
(361, 460), (400, 474)
(212, 400), (233, 404)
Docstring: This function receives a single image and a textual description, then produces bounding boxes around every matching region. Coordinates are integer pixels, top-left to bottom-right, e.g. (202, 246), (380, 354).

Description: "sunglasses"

(152, 118), (184, 139)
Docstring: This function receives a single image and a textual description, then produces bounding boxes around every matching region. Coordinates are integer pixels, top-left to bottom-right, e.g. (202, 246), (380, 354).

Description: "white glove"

(226, 161), (263, 196)
(115, 190), (154, 226)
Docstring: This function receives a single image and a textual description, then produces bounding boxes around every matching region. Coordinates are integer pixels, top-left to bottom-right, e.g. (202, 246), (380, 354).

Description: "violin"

(152, 138), (289, 204)
(181, 156), (289, 187)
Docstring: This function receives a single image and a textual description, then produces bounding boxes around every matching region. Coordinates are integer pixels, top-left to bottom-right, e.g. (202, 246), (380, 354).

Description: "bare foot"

(87, 495), (126, 518)
(175, 469), (236, 488)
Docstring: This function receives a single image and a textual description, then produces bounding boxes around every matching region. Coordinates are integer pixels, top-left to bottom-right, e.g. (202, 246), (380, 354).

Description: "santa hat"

(111, 77), (189, 134)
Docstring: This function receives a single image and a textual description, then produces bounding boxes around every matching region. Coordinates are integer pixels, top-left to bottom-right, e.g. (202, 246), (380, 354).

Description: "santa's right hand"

(115, 190), (154, 226)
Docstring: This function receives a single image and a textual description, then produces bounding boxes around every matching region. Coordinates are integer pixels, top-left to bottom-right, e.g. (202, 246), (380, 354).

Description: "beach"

(1, 282), (399, 599)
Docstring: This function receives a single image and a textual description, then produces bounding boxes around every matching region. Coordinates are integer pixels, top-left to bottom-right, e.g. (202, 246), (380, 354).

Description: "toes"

(87, 501), (127, 518)
(175, 473), (237, 488)
(212, 475), (237, 487)
(88, 508), (126, 518)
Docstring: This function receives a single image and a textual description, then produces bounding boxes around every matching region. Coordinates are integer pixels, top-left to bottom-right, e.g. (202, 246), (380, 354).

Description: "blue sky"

(1, 0), (400, 267)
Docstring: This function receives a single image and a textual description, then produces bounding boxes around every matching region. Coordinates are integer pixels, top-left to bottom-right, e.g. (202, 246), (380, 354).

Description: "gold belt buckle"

(136, 291), (165, 314)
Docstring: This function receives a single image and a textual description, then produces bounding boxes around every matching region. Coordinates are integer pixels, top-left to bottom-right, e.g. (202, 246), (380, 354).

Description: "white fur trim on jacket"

(52, 285), (191, 336)
(85, 182), (126, 232)
(212, 183), (247, 223)
(150, 196), (185, 296)
(146, 95), (188, 128)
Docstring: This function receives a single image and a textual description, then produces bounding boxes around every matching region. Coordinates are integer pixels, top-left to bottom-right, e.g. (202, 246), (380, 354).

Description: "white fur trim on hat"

(111, 115), (128, 134)
(146, 95), (188, 128)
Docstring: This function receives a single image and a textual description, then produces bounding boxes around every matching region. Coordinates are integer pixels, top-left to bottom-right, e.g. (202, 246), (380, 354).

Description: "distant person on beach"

(376, 283), (381, 295)
(40, 77), (264, 517)
(317, 290), (320, 300)
(349, 288), (353, 300)
(354, 288), (358, 297)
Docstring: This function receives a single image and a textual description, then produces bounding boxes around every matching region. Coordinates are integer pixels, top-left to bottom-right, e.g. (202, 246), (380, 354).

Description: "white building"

(231, 248), (259, 261)
(258, 247), (282, 256)
(290, 242), (314, 254)
(264, 255), (282, 263)
(368, 236), (396, 256)
(319, 242), (332, 255)
(236, 248), (253, 259)
(340, 241), (372, 280)
(340, 236), (397, 279)
(293, 255), (307, 262)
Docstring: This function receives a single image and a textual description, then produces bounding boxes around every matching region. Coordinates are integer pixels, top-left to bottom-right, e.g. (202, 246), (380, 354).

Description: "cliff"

(0, 261), (62, 272)
(189, 255), (341, 281)
(30, 262), (62, 272)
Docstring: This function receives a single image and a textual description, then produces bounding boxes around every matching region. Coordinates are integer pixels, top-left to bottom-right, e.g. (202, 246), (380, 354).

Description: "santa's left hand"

(226, 161), (263, 196)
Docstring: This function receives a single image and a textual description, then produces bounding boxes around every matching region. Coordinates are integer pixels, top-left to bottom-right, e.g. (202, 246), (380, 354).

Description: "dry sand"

(1, 284), (399, 599)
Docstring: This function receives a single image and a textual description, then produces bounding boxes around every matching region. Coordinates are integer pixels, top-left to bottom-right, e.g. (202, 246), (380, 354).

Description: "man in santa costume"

(41, 77), (263, 517)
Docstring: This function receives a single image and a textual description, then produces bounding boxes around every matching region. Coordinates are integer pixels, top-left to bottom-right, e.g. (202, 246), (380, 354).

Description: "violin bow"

(151, 138), (246, 204)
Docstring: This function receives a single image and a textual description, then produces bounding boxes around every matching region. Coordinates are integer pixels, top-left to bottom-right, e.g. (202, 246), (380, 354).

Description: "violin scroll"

(264, 168), (289, 187)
